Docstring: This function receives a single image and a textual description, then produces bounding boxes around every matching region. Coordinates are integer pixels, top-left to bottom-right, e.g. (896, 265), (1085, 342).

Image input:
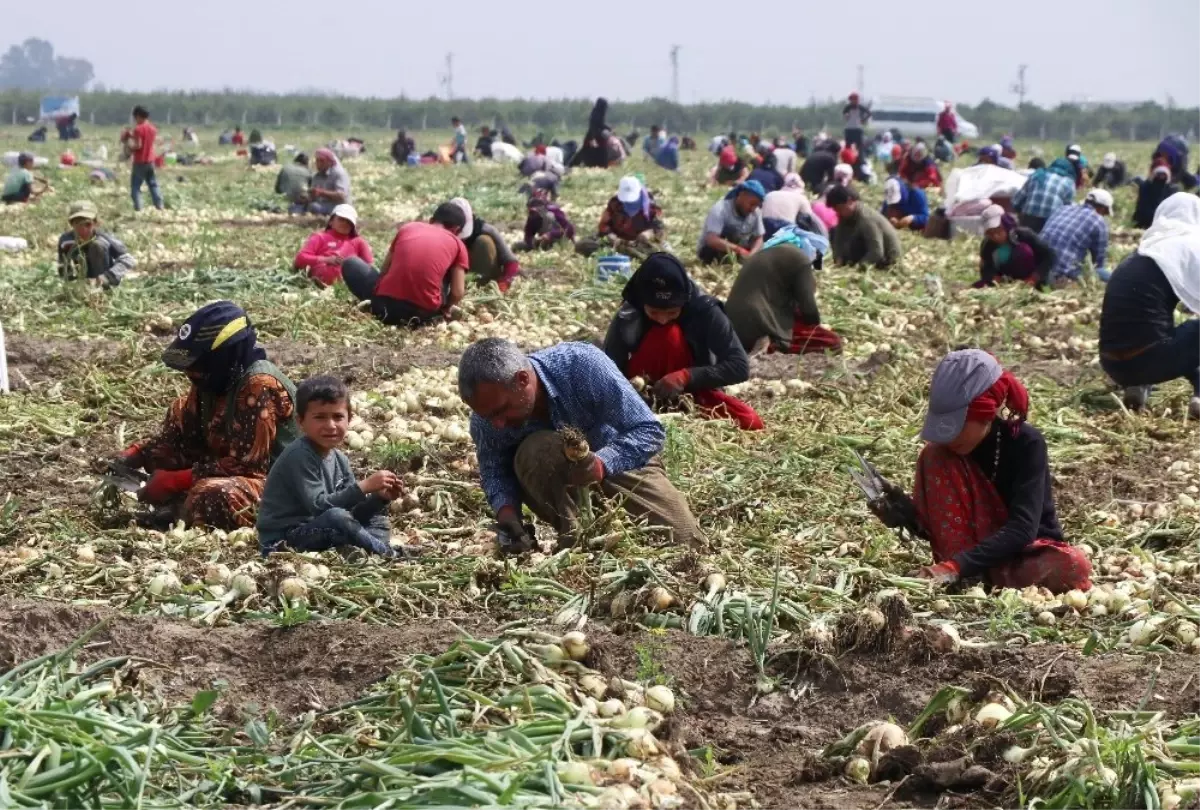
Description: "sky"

(7, 0), (1200, 108)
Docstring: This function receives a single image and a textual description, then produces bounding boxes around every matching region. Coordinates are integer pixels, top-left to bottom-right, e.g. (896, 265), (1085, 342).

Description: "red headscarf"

(966, 370), (1029, 434)
(718, 145), (738, 168)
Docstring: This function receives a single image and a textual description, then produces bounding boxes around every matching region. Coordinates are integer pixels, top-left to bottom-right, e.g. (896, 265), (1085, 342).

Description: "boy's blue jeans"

(131, 163), (163, 210)
(279, 499), (393, 556)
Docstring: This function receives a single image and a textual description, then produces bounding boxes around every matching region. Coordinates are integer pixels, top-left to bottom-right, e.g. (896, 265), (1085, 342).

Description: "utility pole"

(856, 64), (864, 95)
(438, 53), (454, 101)
(1011, 65), (1028, 106)
(670, 45), (680, 104)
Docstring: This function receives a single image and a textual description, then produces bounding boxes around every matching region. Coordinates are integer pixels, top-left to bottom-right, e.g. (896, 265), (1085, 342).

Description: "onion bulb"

(613, 706), (662, 731)
(278, 577), (308, 601)
(630, 376), (647, 392)
(147, 571), (180, 597)
(203, 563), (231, 586)
(975, 702), (1013, 729)
(297, 562), (323, 583)
(624, 728), (660, 759)
(1036, 611), (1057, 626)
(1004, 745), (1034, 764)
(652, 755), (682, 781)
(859, 606), (886, 630)
(560, 631), (589, 661)
(644, 685), (675, 714)
(703, 572), (727, 596)
(857, 722), (908, 762)
(1174, 620), (1198, 645)
(844, 755), (872, 784)
(528, 643), (565, 666)
(945, 695), (968, 724)
(926, 623), (960, 653)
(230, 572), (258, 598)
(648, 779), (677, 800)
(605, 757), (639, 781)
(556, 760), (593, 786)
(15, 547), (39, 562)
(76, 546), (96, 564)
(1090, 604), (1109, 617)
(931, 599), (952, 615)
(1128, 617), (1165, 646)
(577, 674), (608, 700)
(964, 586), (987, 599)
(645, 586), (676, 613)
(1063, 590), (1088, 611)
(597, 698), (626, 718)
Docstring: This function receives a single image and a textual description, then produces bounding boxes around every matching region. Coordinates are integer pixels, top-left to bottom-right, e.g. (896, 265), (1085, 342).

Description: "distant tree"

(0, 38), (94, 91)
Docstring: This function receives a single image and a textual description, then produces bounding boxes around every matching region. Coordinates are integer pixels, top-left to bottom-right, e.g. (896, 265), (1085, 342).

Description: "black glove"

(869, 482), (921, 536)
(495, 516), (535, 555)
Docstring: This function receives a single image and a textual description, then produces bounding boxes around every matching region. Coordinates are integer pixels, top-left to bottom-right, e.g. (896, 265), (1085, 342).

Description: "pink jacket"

(294, 229), (374, 286)
(811, 201), (839, 231)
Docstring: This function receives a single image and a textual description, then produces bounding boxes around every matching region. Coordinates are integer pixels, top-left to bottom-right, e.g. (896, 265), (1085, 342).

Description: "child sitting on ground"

(57, 201), (136, 288)
(256, 375), (419, 558)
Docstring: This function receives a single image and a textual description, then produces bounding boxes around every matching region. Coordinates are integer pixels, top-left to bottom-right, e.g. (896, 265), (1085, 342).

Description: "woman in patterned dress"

(112, 301), (298, 529)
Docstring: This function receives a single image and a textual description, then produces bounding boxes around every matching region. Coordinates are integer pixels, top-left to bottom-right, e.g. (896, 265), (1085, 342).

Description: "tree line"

(0, 88), (1195, 142)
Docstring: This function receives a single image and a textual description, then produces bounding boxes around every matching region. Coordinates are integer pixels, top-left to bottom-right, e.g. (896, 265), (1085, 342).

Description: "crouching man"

(459, 337), (702, 552)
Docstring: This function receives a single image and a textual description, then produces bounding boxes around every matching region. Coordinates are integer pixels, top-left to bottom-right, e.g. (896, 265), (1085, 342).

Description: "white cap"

(1102, 153), (1117, 168)
(884, 177), (902, 205)
(980, 203), (1005, 230)
(834, 162), (853, 181)
(1067, 143), (1082, 157)
(1085, 188), (1113, 212)
(329, 203), (358, 228)
(616, 175), (643, 204)
(448, 197), (473, 239)
(1152, 164), (1171, 178)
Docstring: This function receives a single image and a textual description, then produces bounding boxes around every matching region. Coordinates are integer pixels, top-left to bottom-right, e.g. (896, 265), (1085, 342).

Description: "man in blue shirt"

(1040, 189), (1112, 283)
(460, 338), (702, 552)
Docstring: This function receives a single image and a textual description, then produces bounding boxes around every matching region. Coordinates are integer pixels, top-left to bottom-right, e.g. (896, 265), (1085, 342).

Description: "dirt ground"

(0, 598), (1196, 809)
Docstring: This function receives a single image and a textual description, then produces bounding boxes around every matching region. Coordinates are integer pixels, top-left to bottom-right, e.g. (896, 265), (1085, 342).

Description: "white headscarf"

(449, 197), (474, 239)
(1137, 192), (1200, 314)
(834, 163), (853, 185)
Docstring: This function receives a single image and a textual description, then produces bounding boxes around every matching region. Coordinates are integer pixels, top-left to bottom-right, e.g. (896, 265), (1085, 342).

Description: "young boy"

(128, 105), (164, 211)
(57, 201), (137, 288)
(2, 153), (48, 204)
(256, 376), (417, 558)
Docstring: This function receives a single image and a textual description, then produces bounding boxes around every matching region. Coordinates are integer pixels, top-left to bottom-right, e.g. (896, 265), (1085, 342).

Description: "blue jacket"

(880, 181), (929, 229)
(747, 167), (783, 193)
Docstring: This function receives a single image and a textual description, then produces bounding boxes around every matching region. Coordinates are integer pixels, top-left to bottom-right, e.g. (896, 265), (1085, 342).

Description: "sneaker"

(1189, 396), (1200, 420)
(1122, 386), (1151, 411)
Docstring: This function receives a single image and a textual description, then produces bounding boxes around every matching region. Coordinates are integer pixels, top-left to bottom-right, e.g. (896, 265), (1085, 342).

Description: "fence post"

(277, 111), (282, 126)
(421, 113), (427, 130)
(387, 113), (393, 130)
(10, 107), (15, 126)
(241, 110), (247, 126)
(89, 111), (95, 125)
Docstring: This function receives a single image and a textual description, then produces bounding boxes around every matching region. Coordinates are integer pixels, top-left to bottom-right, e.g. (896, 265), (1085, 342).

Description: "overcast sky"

(8, 0), (1199, 107)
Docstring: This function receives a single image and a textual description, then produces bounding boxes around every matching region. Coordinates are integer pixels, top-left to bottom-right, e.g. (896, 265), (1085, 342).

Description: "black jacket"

(1093, 162), (1126, 188)
(1132, 178), (1179, 229)
(799, 151), (836, 191)
(975, 227), (1055, 289)
(603, 279), (749, 392)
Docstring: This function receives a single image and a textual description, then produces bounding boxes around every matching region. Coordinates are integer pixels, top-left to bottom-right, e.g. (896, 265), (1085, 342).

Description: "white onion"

(648, 779), (677, 800)
(1063, 590), (1088, 611)
(76, 546), (96, 564)
(560, 631), (589, 661)
(624, 728), (660, 759)
(597, 698), (626, 718)
(859, 606), (886, 630)
(926, 623), (960, 653)
(1128, 617), (1165, 646)
(975, 702), (1013, 729)
(1036, 611), (1057, 626)
(278, 577), (308, 601)
(147, 571), (180, 597)
(556, 760), (593, 786)
(1090, 604), (1109, 617)
(931, 599), (952, 615)
(964, 586), (987, 599)
(613, 706), (662, 731)
(203, 563), (231, 586)
(652, 755), (682, 781)
(230, 572), (258, 598)
(644, 685), (675, 714)
(1174, 620), (1198, 645)
(945, 695), (968, 724)
(577, 674), (608, 700)
(857, 722), (908, 762)
(1004, 745), (1033, 764)
(645, 586), (675, 613)
(605, 758), (639, 781)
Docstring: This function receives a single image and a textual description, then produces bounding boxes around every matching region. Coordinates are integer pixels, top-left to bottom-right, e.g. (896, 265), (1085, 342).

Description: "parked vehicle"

(866, 97), (979, 140)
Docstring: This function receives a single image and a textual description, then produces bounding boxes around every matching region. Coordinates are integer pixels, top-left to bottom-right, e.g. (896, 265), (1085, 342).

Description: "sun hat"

(617, 175), (643, 204)
(980, 204), (1005, 230)
(1085, 189), (1113, 211)
(884, 177), (903, 205)
(329, 203), (358, 230)
(67, 200), (99, 222)
(448, 198), (473, 239)
(920, 349), (1003, 443)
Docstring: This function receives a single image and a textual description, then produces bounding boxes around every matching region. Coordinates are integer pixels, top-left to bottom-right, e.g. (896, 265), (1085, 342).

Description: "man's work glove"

(494, 507), (535, 555)
(139, 468), (194, 504)
(652, 370), (691, 401)
(566, 454), (605, 487)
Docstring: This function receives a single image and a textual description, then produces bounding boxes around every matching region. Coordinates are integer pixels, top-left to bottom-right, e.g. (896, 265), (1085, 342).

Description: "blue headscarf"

(763, 224), (828, 262)
(725, 179), (766, 201)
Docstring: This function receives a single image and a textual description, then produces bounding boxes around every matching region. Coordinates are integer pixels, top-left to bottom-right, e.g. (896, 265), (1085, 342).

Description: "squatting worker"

(870, 350), (1092, 593)
(1099, 192), (1200, 418)
(109, 301), (298, 530)
(602, 253), (761, 430)
(459, 337), (703, 552)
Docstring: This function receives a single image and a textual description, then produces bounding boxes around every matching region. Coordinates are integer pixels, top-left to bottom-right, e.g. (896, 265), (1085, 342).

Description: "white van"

(864, 96), (979, 140)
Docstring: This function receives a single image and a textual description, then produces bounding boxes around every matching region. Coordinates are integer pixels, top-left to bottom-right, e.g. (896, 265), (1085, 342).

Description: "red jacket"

(936, 110), (957, 134)
(899, 156), (942, 189)
(294, 229), (374, 286)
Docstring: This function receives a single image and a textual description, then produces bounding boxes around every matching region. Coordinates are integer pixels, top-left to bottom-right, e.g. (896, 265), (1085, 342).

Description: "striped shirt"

(1040, 204), (1109, 280)
(470, 342), (664, 513)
